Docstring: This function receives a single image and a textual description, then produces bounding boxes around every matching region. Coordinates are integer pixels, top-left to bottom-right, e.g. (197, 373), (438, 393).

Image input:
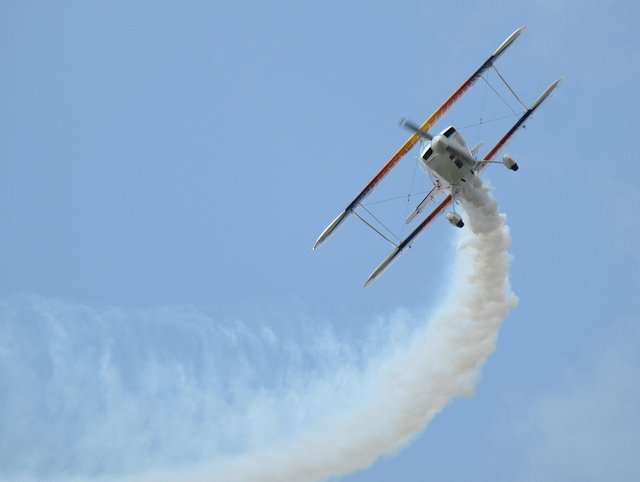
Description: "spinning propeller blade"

(399, 118), (433, 140)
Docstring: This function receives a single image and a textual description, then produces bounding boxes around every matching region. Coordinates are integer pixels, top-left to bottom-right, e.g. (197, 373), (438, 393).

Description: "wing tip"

(313, 209), (349, 250)
(530, 75), (565, 111)
(493, 25), (528, 58)
(363, 247), (402, 288)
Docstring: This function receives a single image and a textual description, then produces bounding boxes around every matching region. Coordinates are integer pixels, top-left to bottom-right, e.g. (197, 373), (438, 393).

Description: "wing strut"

(364, 194), (452, 287)
(352, 209), (399, 248)
(313, 25), (528, 250)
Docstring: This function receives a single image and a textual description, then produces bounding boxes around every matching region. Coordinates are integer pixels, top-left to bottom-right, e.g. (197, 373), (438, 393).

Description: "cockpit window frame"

(443, 127), (456, 138)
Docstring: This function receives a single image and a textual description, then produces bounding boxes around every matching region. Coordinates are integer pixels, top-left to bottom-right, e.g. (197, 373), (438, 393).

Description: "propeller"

(400, 118), (477, 166)
(399, 118), (433, 140)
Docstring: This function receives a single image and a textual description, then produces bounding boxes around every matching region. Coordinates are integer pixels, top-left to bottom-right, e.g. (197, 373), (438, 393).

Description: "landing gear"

(502, 154), (519, 171)
(446, 185), (464, 228)
(446, 212), (464, 228)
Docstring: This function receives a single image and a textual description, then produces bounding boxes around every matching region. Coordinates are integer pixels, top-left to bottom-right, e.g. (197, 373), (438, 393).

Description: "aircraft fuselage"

(419, 126), (476, 193)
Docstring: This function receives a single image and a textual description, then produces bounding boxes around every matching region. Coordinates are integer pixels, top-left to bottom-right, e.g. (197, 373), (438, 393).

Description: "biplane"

(313, 26), (563, 287)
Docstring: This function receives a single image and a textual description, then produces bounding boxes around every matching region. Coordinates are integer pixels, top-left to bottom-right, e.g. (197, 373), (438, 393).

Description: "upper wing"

(364, 76), (563, 287)
(313, 25), (528, 250)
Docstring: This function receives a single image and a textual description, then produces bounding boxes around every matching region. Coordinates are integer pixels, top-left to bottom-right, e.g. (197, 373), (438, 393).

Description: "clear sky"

(1, 1), (639, 481)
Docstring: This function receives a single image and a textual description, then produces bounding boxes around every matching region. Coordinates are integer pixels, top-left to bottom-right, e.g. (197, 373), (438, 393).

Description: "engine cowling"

(431, 134), (448, 154)
(502, 154), (519, 171)
(446, 212), (464, 228)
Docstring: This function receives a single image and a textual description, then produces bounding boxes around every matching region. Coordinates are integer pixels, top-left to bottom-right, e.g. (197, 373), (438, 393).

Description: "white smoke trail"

(0, 178), (515, 482)
(127, 177), (517, 482)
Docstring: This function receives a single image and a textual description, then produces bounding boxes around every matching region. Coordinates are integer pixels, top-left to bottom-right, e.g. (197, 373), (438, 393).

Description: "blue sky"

(1, 1), (639, 481)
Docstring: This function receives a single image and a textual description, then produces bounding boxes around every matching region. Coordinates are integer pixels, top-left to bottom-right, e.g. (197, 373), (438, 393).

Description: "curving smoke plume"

(125, 177), (517, 482)
(1, 178), (516, 482)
